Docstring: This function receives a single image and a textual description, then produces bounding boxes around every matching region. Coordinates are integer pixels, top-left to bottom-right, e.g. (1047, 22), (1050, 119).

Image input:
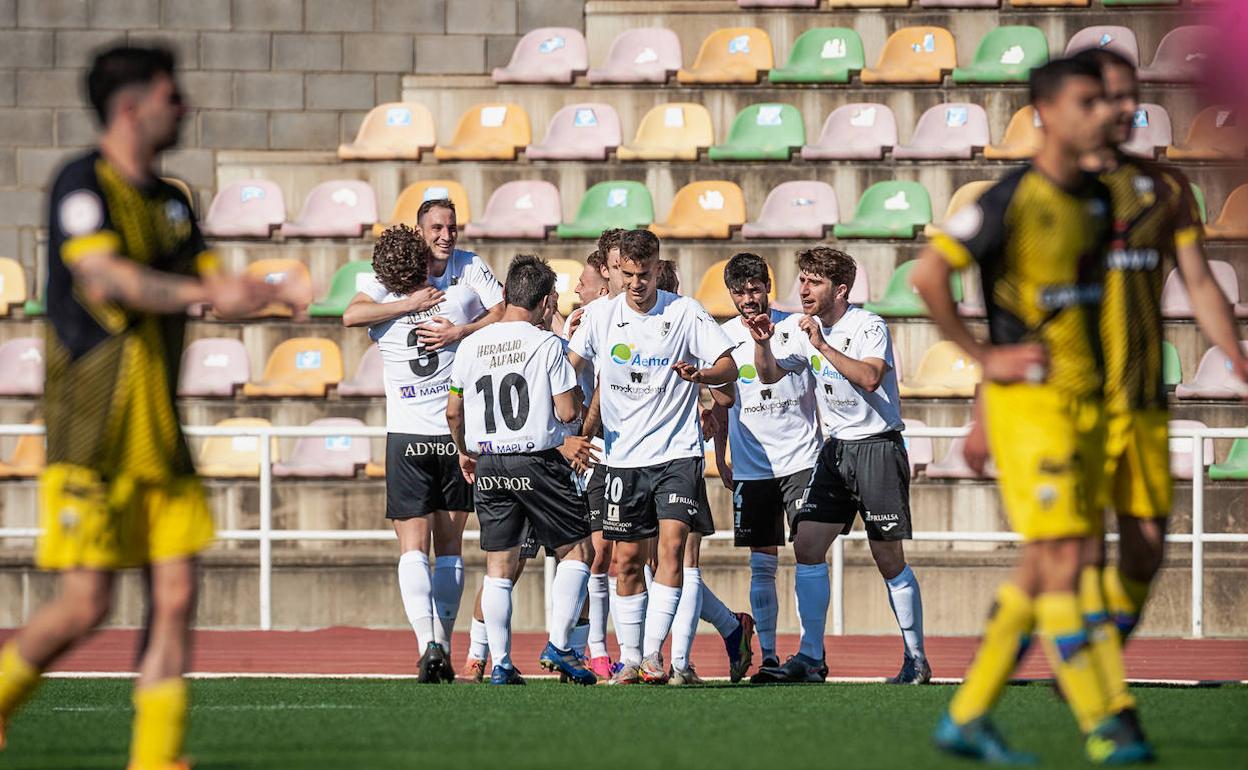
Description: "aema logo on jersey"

(809, 354), (847, 381)
(738, 363), (758, 384)
(610, 343), (670, 367)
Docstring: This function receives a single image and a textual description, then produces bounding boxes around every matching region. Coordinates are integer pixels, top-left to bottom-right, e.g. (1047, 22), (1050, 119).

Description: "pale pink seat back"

(464, 181), (562, 240)
(526, 103), (622, 160)
(178, 337), (250, 397)
(893, 103), (991, 160)
(1166, 419), (1215, 479)
(280, 181), (377, 238)
(0, 337), (43, 396)
(492, 28), (588, 84)
(587, 28), (682, 84)
(337, 345), (384, 397)
(742, 181), (840, 239)
(802, 103), (897, 161)
(1064, 26), (1140, 66)
(273, 418), (371, 478)
(1175, 343), (1248, 400)
(201, 180), (286, 238)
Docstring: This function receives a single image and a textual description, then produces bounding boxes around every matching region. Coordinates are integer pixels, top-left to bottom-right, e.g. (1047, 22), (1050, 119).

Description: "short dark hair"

(585, 249), (606, 272)
(1071, 47), (1137, 78)
(597, 228), (625, 257)
(372, 224), (430, 295)
(797, 246), (856, 289)
(657, 260), (680, 293)
(724, 253), (770, 292)
(619, 229), (660, 265)
(416, 198), (456, 224)
(504, 254), (557, 311)
(87, 45), (177, 125)
(1029, 56), (1103, 105)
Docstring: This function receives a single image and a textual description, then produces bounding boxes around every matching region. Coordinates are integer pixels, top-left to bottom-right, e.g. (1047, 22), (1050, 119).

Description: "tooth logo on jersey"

(611, 343), (634, 364)
(738, 363), (758, 384)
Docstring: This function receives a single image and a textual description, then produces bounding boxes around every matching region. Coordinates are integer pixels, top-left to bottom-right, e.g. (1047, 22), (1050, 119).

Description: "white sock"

(750, 552), (779, 660)
(885, 564), (926, 661)
(587, 573), (610, 658)
(671, 568), (703, 671)
(569, 620), (590, 655)
(642, 581), (681, 658)
(469, 617), (489, 661)
(549, 560), (591, 650)
(795, 562), (829, 661)
(432, 555), (464, 654)
(700, 579), (739, 638)
(613, 591), (646, 665)
(643, 563), (654, 590)
(481, 576), (513, 670)
(397, 551), (436, 651)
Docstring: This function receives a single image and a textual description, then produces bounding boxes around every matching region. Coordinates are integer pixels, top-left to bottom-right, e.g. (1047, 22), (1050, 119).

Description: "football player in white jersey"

(447, 255), (596, 686)
(747, 247), (929, 685)
(568, 230), (737, 685)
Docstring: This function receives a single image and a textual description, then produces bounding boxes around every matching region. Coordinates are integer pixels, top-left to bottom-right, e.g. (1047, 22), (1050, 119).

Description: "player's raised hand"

(458, 452), (476, 485)
(672, 361), (703, 383)
(417, 316), (461, 351)
(797, 315), (823, 348)
(982, 343), (1049, 384)
(565, 307), (586, 338)
(744, 312), (775, 343)
(559, 435), (599, 473)
(406, 286), (444, 314)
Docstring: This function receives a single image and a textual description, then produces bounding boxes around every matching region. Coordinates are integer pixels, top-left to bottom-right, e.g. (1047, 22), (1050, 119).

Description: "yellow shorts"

(982, 383), (1107, 542)
(1104, 409), (1172, 519)
(36, 464), (215, 571)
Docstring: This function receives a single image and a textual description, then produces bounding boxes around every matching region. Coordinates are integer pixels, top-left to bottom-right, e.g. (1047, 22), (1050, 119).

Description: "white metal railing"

(1, 423), (1245, 637)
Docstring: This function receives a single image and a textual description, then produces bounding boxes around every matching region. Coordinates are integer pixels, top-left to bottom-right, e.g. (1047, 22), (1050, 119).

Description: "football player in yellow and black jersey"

(0, 46), (307, 770)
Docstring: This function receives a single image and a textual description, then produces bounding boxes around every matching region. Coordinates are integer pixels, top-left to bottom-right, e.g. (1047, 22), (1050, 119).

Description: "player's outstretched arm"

(711, 402), (732, 488)
(744, 313), (787, 384)
(342, 288), (445, 328)
(418, 302), (505, 351)
(672, 351), (737, 387)
(579, 386), (602, 438)
(797, 316), (887, 392)
(1177, 241), (1248, 387)
(707, 381), (736, 409)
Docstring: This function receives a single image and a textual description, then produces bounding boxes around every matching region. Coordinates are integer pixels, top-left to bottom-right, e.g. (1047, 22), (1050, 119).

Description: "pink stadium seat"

(0, 337), (43, 396)
(178, 337), (250, 397)
(273, 418), (371, 478)
(739, 0), (817, 6)
(925, 425), (998, 479)
(1175, 343), (1248, 400)
(201, 180), (286, 238)
(1064, 26), (1140, 67)
(902, 419), (934, 477)
(1121, 104), (1172, 159)
(958, 270), (987, 318)
(1140, 26), (1214, 84)
(1160, 260), (1248, 318)
(526, 103), (622, 160)
(280, 181), (377, 238)
(492, 28), (588, 84)
(587, 28), (682, 84)
(338, 345), (384, 398)
(893, 103), (991, 160)
(464, 181), (561, 240)
(919, 0), (997, 6)
(1167, 419), (1215, 479)
(742, 181), (839, 239)
(773, 258), (869, 311)
(802, 103), (897, 161)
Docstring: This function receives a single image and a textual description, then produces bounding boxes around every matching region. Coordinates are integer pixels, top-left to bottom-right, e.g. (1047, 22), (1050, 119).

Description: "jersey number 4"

(474, 373), (531, 434)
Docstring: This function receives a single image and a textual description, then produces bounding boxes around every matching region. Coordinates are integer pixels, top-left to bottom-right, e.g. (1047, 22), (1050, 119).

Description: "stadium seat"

(1209, 436), (1248, 480)
(1205, 185), (1248, 241)
(492, 28), (588, 84)
(919, 0), (996, 7)
(547, 258), (587, 316)
(280, 181), (376, 238)
(768, 28), (865, 84)
(925, 180), (995, 238)
(985, 106), (1042, 160)
(1121, 104), (1172, 159)
(1167, 107), (1245, 161)
(273, 418), (371, 478)
(1168, 419), (1215, 479)
(893, 103), (991, 160)
(243, 338), (344, 398)
(586, 27), (682, 84)
(860, 27), (956, 85)
(677, 28), (773, 85)
(434, 103), (531, 161)
(742, 181), (839, 239)
(898, 341), (981, 398)
(695, 258), (778, 317)
(925, 427), (997, 479)
(1161, 260), (1248, 317)
(177, 338), (249, 397)
(201, 180), (286, 238)
(365, 460), (386, 478)
(1139, 27), (1213, 83)
(833, 181), (932, 239)
(1011, 0), (1087, 6)
(22, 298), (45, 317)
(773, 259), (869, 312)
(864, 259), (962, 317)
(739, 0), (817, 6)
(0, 337), (43, 396)
(464, 181), (561, 240)
(801, 103), (897, 161)
(338, 344), (384, 397)
(309, 260), (375, 317)
(828, 0), (908, 8)
(337, 102), (436, 160)
(0, 257), (28, 316)
(952, 26), (1048, 83)
(1064, 26), (1140, 66)
(1191, 183), (1208, 223)
(901, 420), (934, 477)
(1162, 340), (1182, 388)
(556, 181), (654, 239)
(233, 259), (312, 319)
(1175, 343), (1248, 399)
(526, 103), (621, 161)
(0, 430), (44, 478)
(1105, 0), (1176, 4)
(197, 418), (279, 478)
(373, 180), (470, 238)
(617, 103), (714, 162)
(708, 103), (805, 161)
(649, 181), (746, 240)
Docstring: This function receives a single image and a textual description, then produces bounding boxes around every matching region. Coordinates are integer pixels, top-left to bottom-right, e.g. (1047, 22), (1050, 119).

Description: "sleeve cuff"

(61, 231), (121, 265)
(195, 249), (222, 277)
(930, 233), (973, 270)
(1175, 226), (1203, 249)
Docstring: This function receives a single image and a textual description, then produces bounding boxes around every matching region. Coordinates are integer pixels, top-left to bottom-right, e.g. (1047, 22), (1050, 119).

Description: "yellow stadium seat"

(0, 257), (28, 316)
(548, 258), (586, 316)
(1167, 106), (1246, 161)
(649, 181), (746, 240)
(161, 176), (194, 212)
(338, 102), (436, 161)
(365, 460), (386, 478)
(924, 180), (996, 238)
(860, 27), (956, 84)
(677, 28), (773, 85)
(985, 106), (1043, 160)
(198, 418), (280, 478)
(230, 259), (312, 319)
(617, 103), (715, 162)
(243, 338), (344, 398)
(1205, 184), (1248, 241)
(0, 428), (44, 478)
(898, 341), (982, 398)
(434, 103), (531, 161)
(695, 258), (777, 318)
(372, 180), (472, 237)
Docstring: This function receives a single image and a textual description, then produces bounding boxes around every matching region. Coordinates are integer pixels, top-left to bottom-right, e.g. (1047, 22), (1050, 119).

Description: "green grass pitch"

(2, 679), (1246, 769)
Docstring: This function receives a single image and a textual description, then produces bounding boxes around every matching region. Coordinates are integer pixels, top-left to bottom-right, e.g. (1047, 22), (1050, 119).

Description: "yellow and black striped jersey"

(931, 165), (1113, 399)
(44, 150), (216, 482)
(1099, 157), (1204, 413)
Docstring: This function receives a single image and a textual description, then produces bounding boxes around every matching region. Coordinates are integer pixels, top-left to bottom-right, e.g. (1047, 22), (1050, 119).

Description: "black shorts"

(476, 450), (591, 552)
(794, 431), (912, 542)
(586, 467), (606, 533)
(599, 457), (715, 542)
(519, 520), (546, 560)
(733, 468), (815, 548)
(385, 433), (473, 520)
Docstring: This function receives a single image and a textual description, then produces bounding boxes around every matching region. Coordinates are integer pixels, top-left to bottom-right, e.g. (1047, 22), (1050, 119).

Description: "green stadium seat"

(1209, 437), (1248, 480)
(833, 181), (932, 239)
(309, 261), (375, 318)
(708, 103), (805, 161)
(1191, 183), (1207, 223)
(22, 298), (44, 316)
(768, 28), (865, 84)
(863, 260), (962, 317)
(556, 181), (654, 239)
(952, 27), (1049, 84)
(1162, 340), (1182, 388)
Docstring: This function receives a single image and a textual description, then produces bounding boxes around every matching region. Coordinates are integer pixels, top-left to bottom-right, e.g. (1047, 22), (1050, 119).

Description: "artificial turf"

(1, 678), (1245, 769)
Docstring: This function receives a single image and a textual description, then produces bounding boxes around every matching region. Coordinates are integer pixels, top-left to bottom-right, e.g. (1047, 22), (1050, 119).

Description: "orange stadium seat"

(372, 180), (471, 237)
(586, 27), (682, 84)
(198, 418), (279, 478)
(677, 28), (773, 85)
(0, 430), (45, 479)
(617, 103), (715, 162)
(0, 257), (29, 316)
(338, 344), (384, 397)
(1064, 26), (1140, 66)
(464, 181), (561, 240)
(201, 180), (286, 238)
(1167, 107), (1245, 161)
(925, 180), (996, 238)
(649, 181), (746, 240)
(860, 27), (956, 84)
(243, 338), (344, 398)
(526, 103), (622, 160)
(273, 418), (371, 478)
(548, 258), (586, 316)
(337, 102), (436, 161)
(1205, 185), (1248, 240)
(365, 460), (386, 478)
(1175, 344), (1248, 400)
(280, 181), (377, 238)
(898, 341), (981, 398)
(985, 106), (1043, 160)
(695, 258), (778, 317)
(802, 103), (897, 161)
(434, 103), (531, 161)
(178, 337), (250, 397)
(232, 259), (312, 319)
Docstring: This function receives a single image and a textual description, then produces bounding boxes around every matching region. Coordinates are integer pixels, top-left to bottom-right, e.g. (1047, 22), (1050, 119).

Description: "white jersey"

(450, 321), (578, 454)
(722, 313), (822, 480)
(569, 291), (734, 468)
(773, 306), (904, 441)
(429, 249), (503, 309)
(370, 284), (486, 435)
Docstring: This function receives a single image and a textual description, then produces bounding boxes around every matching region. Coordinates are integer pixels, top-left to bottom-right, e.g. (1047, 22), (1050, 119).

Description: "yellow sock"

(949, 583), (1035, 725)
(1102, 565), (1150, 641)
(0, 640), (42, 728)
(129, 678), (188, 770)
(1036, 592), (1111, 734)
(1080, 566), (1135, 714)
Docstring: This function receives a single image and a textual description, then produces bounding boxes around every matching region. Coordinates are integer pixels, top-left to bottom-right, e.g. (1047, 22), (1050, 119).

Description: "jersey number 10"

(475, 374), (531, 434)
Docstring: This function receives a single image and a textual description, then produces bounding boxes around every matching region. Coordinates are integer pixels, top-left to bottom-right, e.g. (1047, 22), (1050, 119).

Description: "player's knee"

(870, 542), (905, 579)
(792, 537), (825, 565)
(65, 592), (112, 633)
(1034, 539), (1083, 591)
